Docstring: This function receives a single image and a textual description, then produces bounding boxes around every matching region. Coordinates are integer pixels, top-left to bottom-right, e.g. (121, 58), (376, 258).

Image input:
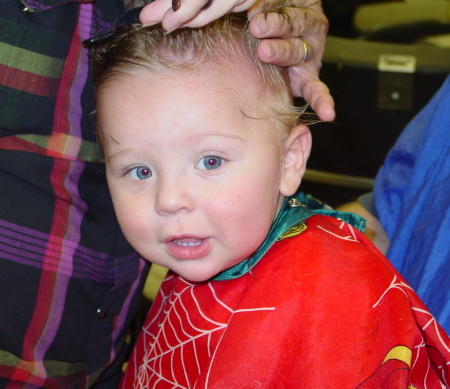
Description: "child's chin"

(179, 269), (219, 283)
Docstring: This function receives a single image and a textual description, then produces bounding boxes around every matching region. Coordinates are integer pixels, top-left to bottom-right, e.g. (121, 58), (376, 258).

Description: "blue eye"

(128, 166), (152, 180)
(197, 156), (223, 170)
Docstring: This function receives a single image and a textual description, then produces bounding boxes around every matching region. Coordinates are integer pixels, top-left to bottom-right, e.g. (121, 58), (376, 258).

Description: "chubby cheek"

(208, 184), (277, 253)
(110, 192), (154, 249)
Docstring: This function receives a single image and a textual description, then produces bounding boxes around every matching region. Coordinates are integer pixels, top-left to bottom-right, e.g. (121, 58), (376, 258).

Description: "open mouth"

(173, 238), (203, 247)
(166, 237), (211, 260)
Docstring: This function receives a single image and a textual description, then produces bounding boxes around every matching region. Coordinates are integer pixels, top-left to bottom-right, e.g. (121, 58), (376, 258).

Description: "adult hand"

(249, 1), (334, 121)
(139, 0), (335, 121)
(139, 1), (256, 32)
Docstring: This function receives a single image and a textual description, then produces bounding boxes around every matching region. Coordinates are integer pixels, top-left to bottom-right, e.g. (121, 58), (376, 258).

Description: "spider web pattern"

(133, 274), (275, 389)
(373, 274), (450, 389)
(124, 216), (450, 389)
(320, 219), (450, 388)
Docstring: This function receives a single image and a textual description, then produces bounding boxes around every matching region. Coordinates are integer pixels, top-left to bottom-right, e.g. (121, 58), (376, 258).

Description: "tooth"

(174, 240), (201, 247)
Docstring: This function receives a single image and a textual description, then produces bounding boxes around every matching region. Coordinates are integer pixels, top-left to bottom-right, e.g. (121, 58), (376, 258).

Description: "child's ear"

(280, 124), (312, 197)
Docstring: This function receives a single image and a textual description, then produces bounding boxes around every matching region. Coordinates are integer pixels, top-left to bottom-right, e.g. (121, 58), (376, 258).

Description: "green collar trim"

(211, 193), (366, 281)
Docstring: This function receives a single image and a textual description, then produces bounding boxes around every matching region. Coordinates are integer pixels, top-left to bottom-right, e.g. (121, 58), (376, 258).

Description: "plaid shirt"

(0, 1), (149, 388)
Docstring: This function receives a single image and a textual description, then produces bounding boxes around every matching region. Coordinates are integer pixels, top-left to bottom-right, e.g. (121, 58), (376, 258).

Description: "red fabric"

(122, 215), (449, 388)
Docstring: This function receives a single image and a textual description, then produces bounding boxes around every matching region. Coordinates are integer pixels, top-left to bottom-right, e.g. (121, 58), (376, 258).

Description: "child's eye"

(128, 166), (152, 180)
(196, 156), (224, 170)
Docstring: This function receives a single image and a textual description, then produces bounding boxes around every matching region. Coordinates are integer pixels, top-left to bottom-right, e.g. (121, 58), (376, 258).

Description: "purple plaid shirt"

(0, 1), (149, 388)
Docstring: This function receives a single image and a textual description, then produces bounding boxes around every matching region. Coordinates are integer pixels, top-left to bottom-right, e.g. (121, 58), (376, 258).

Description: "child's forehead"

(102, 58), (269, 109)
(97, 55), (291, 143)
(98, 64), (283, 144)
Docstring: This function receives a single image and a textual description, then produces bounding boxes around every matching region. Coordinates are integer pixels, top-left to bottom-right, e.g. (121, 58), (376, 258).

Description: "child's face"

(98, 64), (296, 282)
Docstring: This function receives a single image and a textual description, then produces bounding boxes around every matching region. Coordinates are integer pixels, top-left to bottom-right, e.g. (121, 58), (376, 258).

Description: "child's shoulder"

(265, 213), (399, 291)
(276, 212), (382, 257)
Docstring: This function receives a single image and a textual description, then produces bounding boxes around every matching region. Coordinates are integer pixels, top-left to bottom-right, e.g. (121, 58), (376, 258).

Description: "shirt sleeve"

(373, 73), (450, 331)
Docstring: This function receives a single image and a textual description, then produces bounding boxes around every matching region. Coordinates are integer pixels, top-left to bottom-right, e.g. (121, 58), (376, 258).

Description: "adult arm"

(337, 198), (390, 255)
(139, 0), (335, 121)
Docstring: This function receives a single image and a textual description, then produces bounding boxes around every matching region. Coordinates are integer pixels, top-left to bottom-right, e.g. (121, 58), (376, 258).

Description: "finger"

(313, 95), (335, 123)
(293, 75), (335, 122)
(140, 0), (213, 29)
(162, 1), (228, 31)
(247, 0), (322, 19)
(165, 0), (211, 31)
(249, 7), (328, 39)
(139, 0), (172, 26)
(164, 0), (255, 31)
(256, 38), (311, 67)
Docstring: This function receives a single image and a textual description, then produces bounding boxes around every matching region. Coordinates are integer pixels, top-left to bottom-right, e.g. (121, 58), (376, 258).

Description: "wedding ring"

(293, 39), (310, 67)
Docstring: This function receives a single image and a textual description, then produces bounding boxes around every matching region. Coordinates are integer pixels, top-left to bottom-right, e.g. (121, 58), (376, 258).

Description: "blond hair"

(92, 12), (306, 133)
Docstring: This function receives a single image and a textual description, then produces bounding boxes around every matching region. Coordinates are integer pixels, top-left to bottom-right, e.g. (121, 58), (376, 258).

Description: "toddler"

(92, 12), (449, 389)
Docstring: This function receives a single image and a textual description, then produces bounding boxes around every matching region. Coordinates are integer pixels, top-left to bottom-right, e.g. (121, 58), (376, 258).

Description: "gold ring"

(293, 39), (310, 67)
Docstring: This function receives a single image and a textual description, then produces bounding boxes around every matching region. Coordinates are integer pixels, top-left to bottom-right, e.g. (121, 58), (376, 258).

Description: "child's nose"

(154, 176), (193, 216)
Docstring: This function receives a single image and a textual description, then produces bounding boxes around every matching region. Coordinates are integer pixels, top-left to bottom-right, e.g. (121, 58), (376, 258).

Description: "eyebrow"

(105, 132), (245, 163)
(187, 133), (246, 142)
(106, 148), (133, 163)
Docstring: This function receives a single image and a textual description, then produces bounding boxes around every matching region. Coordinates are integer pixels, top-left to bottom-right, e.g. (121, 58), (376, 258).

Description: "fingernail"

(265, 43), (275, 59)
(172, 0), (181, 11)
